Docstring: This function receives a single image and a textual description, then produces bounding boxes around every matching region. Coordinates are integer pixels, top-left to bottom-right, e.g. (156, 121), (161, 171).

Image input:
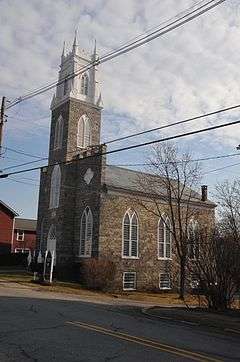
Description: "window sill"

(123, 288), (136, 291)
(122, 256), (139, 260)
(78, 255), (91, 258)
(158, 257), (172, 261)
(159, 287), (171, 290)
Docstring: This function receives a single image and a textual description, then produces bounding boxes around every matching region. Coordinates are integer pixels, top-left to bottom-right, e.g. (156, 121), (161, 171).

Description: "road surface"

(0, 283), (239, 361)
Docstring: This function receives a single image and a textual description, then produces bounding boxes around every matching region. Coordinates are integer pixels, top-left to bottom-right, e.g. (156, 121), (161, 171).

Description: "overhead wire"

(6, 0), (225, 109)
(3, 100), (240, 171)
(0, 117), (239, 179)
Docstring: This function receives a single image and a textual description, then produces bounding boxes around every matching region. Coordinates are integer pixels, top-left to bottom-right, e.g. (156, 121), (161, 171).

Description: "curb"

(141, 307), (240, 336)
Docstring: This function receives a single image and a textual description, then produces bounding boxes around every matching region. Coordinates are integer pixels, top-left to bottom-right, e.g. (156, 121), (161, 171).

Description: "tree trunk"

(179, 258), (186, 299)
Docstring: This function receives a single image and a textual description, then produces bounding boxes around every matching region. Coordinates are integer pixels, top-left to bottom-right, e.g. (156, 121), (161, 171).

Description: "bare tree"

(188, 228), (240, 310)
(137, 143), (202, 299)
(215, 180), (240, 242)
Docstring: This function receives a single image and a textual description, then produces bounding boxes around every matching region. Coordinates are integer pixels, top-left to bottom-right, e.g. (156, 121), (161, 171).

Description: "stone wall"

(98, 190), (215, 292)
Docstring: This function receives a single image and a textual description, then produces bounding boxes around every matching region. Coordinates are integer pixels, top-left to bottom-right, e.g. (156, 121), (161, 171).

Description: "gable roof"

(104, 165), (215, 207)
(0, 200), (18, 216)
(15, 218), (37, 231)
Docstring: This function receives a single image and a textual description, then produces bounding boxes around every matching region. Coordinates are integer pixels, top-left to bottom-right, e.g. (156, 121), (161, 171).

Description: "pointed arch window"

(47, 224), (56, 253)
(54, 115), (63, 150)
(79, 207), (93, 257)
(188, 219), (199, 260)
(81, 73), (89, 95)
(122, 210), (139, 258)
(158, 215), (172, 259)
(49, 165), (61, 209)
(77, 114), (91, 148)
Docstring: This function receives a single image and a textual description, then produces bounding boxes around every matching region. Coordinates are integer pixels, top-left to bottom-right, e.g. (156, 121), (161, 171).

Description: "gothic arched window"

(188, 219), (199, 260)
(81, 73), (89, 95)
(79, 206), (93, 257)
(54, 115), (63, 150)
(49, 165), (61, 209)
(158, 215), (172, 259)
(47, 225), (56, 253)
(122, 210), (139, 258)
(77, 114), (91, 148)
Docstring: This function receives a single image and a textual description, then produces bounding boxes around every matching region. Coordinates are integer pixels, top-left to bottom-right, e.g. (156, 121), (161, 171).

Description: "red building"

(13, 218), (37, 254)
(0, 200), (18, 254)
(0, 200), (36, 255)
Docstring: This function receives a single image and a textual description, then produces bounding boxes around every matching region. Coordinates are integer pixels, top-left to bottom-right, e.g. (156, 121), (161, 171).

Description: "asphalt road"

(0, 285), (239, 361)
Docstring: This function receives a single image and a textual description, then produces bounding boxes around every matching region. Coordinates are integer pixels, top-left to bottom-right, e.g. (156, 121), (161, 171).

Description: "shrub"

(81, 258), (116, 291)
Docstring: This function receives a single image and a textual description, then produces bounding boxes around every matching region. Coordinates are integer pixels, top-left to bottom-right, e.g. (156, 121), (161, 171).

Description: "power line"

(0, 117), (239, 179)
(114, 152), (240, 167)
(4, 146), (47, 159)
(2, 157), (48, 171)
(203, 161), (240, 175)
(4, 100), (240, 171)
(105, 103), (240, 144)
(6, 0), (225, 109)
(6, 157), (240, 190)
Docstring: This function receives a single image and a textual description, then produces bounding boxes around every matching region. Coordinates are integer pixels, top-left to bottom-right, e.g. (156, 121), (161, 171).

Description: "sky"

(0, 0), (240, 219)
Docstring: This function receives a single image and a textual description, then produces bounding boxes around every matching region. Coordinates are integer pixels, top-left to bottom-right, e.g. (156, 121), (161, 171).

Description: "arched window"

(158, 215), (172, 259)
(77, 114), (91, 148)
(49, 165), (61, 209)
(81, 73), (89, 95)
(122, 210), (139, 258)
(188, 219), (199, 260)
(54, 115), (63, 149)
(47, 225), (56, 253)
(79, 207), (93, 257)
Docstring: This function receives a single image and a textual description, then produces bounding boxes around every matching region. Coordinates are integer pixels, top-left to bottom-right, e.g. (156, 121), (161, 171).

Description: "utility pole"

(0, 96), (6, 157)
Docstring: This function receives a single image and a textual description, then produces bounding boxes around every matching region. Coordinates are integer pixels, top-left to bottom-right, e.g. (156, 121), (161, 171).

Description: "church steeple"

(51, 34), (102, 110)
(49, 35), (103, 164)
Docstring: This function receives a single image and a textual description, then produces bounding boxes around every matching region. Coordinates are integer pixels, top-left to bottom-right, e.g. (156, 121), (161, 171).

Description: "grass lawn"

(0, 272), (201, 305)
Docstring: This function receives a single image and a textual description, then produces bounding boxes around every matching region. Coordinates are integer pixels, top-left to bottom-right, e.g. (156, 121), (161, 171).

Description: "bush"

(81, 258), (116, 291)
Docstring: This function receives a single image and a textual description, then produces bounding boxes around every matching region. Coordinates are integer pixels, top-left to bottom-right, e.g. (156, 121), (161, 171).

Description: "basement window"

(190, 274), (200, 289)
(159, 273), (171, 290)
(123, 272), (136, 291)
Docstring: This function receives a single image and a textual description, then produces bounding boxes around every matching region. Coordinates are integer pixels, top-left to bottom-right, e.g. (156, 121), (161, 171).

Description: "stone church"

(37, 36), (215, 291)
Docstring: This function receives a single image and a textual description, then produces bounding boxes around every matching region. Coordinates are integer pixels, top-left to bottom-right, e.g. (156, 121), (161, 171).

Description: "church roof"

(104, 165), (215, 207)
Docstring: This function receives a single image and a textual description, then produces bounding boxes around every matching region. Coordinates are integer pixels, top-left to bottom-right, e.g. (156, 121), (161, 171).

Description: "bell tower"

(49, 32), (103, 164)
(37, 34), (105, 269)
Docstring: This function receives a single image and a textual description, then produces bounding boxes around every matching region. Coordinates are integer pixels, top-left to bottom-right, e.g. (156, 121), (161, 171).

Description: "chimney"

(201, 185), (208, 202)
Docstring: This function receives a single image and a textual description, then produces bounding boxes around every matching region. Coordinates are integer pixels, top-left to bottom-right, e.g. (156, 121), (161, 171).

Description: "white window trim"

(157, 215), (172, 260)
(16, 230), (24, 241)
(123, 272), (136, 291)
(122, 210), (139, 259)
(14, 248), (30, 254)
(77, 114), (91, 149)
(79, 206), (93, 258)
(49, 165), (61, 209)
(188, 219), (199, 260)
(159, 273), (171, 290)
(53, 115), (63, 150)
(81, 73), (89, 95)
